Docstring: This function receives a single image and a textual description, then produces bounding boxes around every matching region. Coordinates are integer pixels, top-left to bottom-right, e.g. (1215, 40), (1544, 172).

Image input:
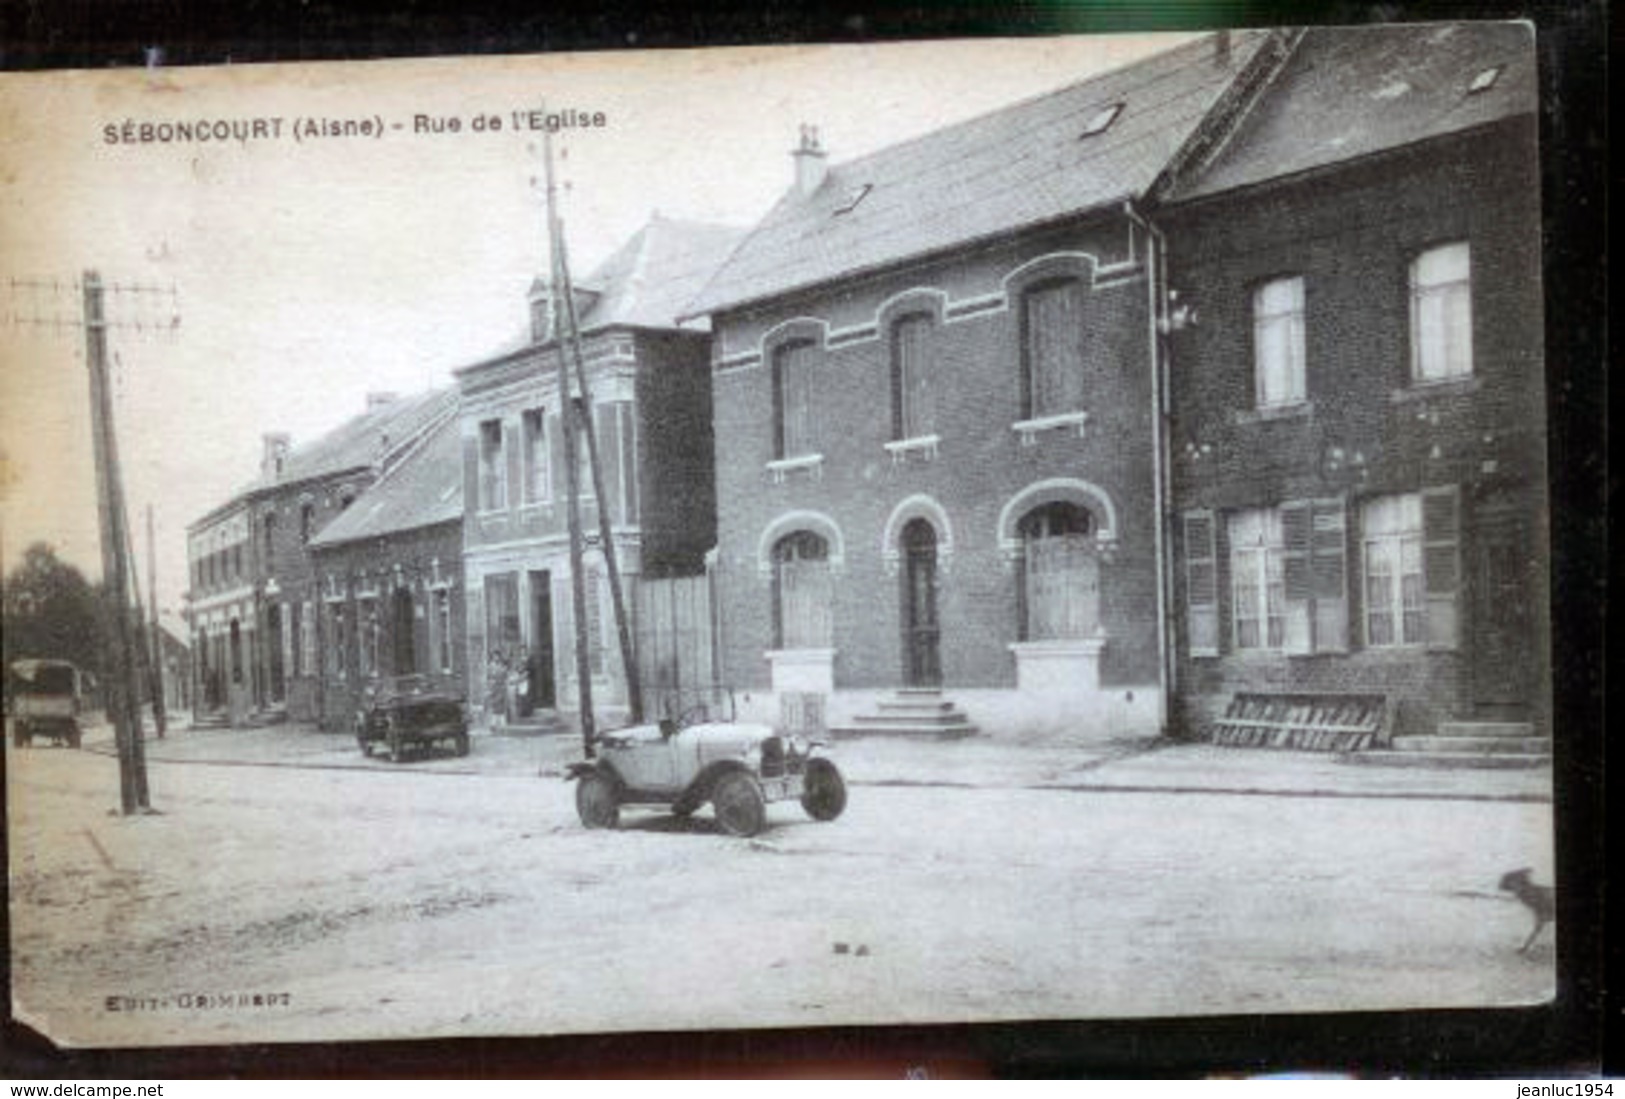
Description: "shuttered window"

(1421, 485), (1461, 649)
(1362, 494), (1430, 647)
(1183, 511), (1219, 656)
(891, 313), (934, 440)
(1021, 279), (1086, 419)
(773, 531), (832, 649)
(1018, 502), (1097, 642)
(773, 341), (817, 459)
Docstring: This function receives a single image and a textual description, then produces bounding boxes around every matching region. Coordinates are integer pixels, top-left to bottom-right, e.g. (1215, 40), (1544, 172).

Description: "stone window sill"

(767, 453), (825, 483)
(1012, 410), (1088, 445)
(1391, 375), (1481, 403)
(1234, 401), (1313, 425)
(883, 434), (940, 463)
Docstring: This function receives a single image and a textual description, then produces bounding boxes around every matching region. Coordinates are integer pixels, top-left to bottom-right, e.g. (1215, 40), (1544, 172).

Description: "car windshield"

(646, 685), (735, 727)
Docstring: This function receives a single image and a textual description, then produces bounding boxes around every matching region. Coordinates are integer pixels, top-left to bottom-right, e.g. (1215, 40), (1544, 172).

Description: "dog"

(1498, 868), (1555, 954)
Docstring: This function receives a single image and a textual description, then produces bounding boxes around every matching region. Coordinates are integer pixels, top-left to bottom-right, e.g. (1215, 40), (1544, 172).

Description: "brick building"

(455, 215), (742, 726)
(1155, 24), (1548, 744)
(686, 33), (1286, 740)
(307, 408), (466, 728)
(185, 389), (452, 725)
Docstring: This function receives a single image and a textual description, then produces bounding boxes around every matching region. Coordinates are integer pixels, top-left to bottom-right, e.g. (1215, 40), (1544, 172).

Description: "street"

(7, 722), (1554, 1048)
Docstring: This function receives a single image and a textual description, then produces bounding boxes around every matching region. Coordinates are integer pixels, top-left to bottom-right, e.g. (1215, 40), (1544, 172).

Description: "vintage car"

(567, 689), (847, 837)
(8, 658), (85, 749)
(355, 674), (470, 761)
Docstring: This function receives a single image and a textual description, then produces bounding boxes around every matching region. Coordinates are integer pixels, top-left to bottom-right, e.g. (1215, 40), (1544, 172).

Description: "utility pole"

(83, 271), (151, 813)
(146, 504), (167, 737)
(540, 119), (596, 759)
(554, 222), (643, 726)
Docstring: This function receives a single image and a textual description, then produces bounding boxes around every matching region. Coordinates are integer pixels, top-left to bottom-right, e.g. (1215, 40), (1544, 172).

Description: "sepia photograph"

(1, 16), (1585, 1063)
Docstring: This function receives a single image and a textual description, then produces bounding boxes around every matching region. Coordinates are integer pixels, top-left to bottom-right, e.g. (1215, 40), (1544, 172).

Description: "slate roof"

(308, 405), (462, 548)
(1166, 22), (1537, 202)
(254, 388), (454, 494)
(574, 215), (746, 331)
(684, 30), (1272, 317)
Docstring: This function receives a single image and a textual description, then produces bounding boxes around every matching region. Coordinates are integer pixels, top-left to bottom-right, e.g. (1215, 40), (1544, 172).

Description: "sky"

(0, 32), (1194, 619)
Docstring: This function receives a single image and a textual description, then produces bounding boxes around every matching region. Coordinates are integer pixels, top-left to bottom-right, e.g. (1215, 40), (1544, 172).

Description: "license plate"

(760, 775), (803, 802)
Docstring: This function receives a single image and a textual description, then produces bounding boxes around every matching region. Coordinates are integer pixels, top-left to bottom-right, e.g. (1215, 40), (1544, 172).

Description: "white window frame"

(478, 418), (507, 512)
(1409, 242), (1473, 383)
(521, 407), (550, 505)
(1362, 494), (1426, 648)
(1229, 508), (1287, 651)
(1253, 276), (1306, 408)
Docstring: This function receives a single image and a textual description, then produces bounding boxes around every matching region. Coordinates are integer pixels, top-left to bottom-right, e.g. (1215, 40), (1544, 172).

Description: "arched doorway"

(900, 518), (941, 686)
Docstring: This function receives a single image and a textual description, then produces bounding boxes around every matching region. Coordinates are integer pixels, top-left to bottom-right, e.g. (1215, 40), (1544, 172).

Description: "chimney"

(791, 123), (828, 198)
(366, 391), (399, 411)
(261, 432), (290, 480)
(1214, 29), (1232, 66)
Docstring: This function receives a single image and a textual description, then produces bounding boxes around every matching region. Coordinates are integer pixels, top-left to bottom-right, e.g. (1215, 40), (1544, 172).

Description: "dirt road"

(7, 736), (1554, 1048)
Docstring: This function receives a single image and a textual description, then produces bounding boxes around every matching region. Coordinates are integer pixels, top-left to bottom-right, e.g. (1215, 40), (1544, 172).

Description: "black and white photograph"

(1, 18), (1587, 1063)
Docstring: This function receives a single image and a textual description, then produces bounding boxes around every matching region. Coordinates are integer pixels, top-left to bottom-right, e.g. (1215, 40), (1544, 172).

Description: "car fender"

(683, 759), (754, 803)
(566, 759), (623, 788)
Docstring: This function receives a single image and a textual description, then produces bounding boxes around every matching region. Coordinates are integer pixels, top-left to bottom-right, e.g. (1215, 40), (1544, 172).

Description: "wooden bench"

(1206, 691), (1389, 752)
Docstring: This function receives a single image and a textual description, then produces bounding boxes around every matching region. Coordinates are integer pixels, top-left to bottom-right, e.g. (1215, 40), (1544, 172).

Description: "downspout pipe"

(1124, 200), (1175, 738)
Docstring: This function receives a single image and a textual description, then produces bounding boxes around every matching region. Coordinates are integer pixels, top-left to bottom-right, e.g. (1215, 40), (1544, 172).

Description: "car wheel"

(800, 757), (847, 822)
(712, 771), (767, 837)
(576, 771), (621, 829)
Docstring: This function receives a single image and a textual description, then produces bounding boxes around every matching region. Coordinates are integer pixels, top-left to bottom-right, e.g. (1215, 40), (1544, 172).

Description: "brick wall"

(710, 216), (1163, 696)
(1162, 118), (1548, 737)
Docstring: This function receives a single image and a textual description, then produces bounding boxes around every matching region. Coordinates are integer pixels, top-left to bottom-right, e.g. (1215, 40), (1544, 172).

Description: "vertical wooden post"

(147, 504), (167, 737)
(554, 229), (643, 725)
(540, 120), (596, 759)
(82, 271), (149, 812)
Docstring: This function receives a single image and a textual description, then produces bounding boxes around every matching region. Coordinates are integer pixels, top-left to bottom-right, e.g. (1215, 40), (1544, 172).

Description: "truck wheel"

(576, 771), (620, 829)
(712, 771), (767, 837)
(800, 758), (847, 821)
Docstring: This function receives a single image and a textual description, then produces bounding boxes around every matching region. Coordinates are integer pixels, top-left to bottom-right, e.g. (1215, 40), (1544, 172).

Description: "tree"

(3, 542), (103, 676)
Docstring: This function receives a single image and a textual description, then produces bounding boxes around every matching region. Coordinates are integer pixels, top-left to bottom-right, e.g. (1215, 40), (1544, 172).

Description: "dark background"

(0, 0), (1608, 1080)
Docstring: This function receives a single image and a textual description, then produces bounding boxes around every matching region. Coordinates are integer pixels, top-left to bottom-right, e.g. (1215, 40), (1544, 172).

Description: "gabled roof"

(1164, 22), (1537, 202)
(254, 388), (453, 494)
(684, 30), (1272, 317)
(308, 407), (462, 549)
(573, 215), (746, 332)
(456, 216), (746, 377)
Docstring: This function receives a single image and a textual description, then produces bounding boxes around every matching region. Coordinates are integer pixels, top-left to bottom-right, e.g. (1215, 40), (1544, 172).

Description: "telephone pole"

(146, 504), (168, 738)
(540, 120), (597, 759)
(83, 270), (151, 813)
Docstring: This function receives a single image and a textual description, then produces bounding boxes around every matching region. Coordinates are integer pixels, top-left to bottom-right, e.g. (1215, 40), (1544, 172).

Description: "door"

(266, 604), (285, 702)
(1472, 507), (1533, 711)
(529, 570), (556, 709)
(901, 519), (942, 686)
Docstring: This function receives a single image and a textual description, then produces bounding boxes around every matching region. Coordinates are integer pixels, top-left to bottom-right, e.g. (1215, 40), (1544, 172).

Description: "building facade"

(185, 389), (453, 726)
(1157, 23), (1547, 741)
(688, 33), (1286, 740)
(307, 412), (467, 728)
(456, 215), (740, 726)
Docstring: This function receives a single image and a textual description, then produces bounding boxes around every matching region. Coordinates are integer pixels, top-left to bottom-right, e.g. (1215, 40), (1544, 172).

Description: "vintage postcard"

(2, 25), (1559, 1052)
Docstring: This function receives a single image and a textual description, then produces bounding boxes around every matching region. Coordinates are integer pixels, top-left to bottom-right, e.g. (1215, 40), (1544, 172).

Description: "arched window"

(890, 312), (934, 441)
(1018, 502), (1098, 641)
(1020, 278), (1086, 419)
(773, 530), (832, 649)
(772, 340), (818, 460)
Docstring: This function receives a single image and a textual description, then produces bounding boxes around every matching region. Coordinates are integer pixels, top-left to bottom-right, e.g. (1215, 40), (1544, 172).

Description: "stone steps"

(829, 689), (979, 740)
(1347, 720), (1549, 769)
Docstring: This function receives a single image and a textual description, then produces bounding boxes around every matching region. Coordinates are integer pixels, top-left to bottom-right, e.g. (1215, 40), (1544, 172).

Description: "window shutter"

(1183, 510), (1219, 656)
(1280, 500), (1313, 654)
(1311, 497), (1349, 652)
(1422, 484), (1461, 649)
